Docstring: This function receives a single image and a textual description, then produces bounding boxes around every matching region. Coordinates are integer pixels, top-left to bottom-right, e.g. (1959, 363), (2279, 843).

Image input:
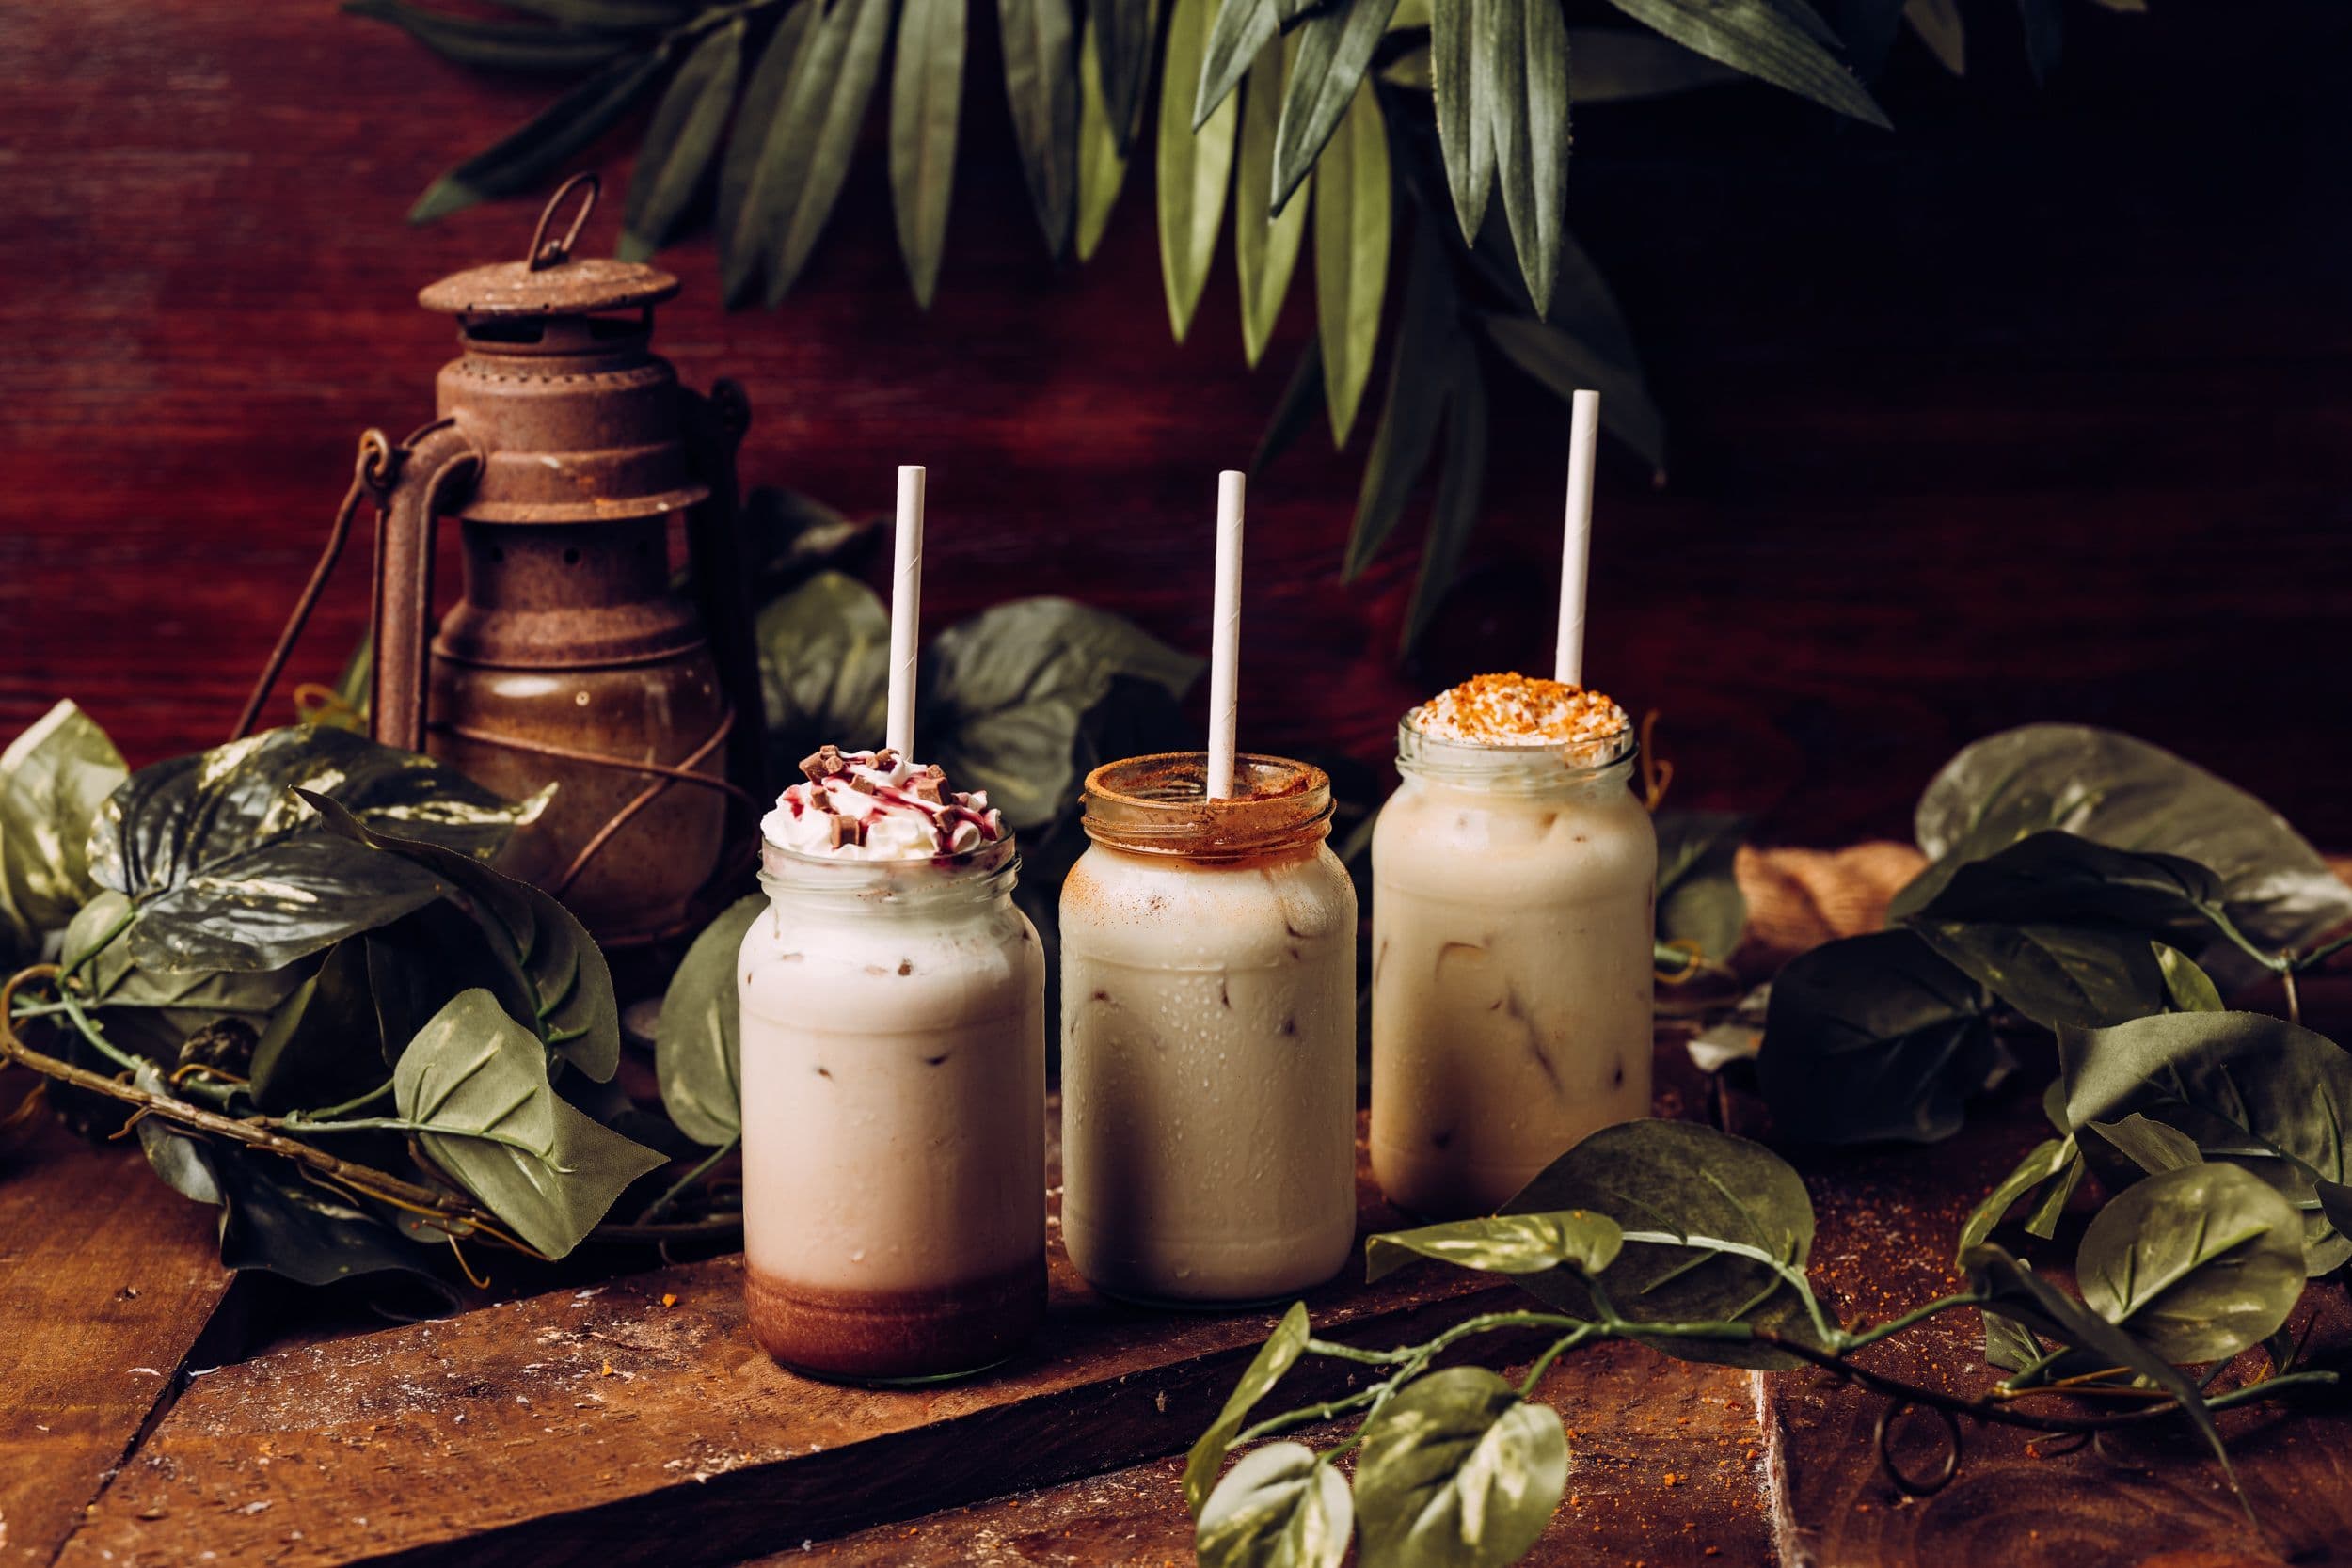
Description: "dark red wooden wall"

(3, 0), (2346, 845)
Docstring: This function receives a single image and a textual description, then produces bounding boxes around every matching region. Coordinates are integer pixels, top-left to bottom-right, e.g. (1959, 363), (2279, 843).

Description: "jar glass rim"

(1394, 715), (1637, 786)
(757, 832), (1019, 900)
(1080, 752), (1332, 859)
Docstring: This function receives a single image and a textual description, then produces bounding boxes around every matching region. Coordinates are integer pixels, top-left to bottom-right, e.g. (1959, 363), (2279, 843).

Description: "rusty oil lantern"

(235, 174), (767, 946)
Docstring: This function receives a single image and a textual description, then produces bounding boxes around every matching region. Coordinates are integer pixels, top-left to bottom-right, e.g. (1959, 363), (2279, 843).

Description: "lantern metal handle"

(527, 172), (601, 272)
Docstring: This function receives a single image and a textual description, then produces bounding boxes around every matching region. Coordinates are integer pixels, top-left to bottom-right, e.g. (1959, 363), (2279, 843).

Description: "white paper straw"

(1554, 389), (1600, 688)
(1205, 469), (1246, 800)
(886, 465), (925, 759)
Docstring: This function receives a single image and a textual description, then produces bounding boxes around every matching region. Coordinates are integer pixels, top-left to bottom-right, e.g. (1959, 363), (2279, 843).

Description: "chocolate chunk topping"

(828, 815), (866, 849)
(907, 765), (947, 804)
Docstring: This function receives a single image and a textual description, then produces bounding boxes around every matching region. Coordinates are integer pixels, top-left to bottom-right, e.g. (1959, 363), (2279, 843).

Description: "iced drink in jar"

(738, 745), (1046, 1380)
(1059, 753), (1358, 1304)
(1371, 675), (1655, 1218)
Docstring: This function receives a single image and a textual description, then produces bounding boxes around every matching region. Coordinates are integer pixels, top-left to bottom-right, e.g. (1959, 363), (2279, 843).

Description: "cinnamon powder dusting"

(1410, 672), (1629, 746)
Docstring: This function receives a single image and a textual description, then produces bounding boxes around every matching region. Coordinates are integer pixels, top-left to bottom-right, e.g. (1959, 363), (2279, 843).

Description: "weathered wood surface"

(56, 1122), (1529, 1568)
(1761, 1074), (2352, 1568)
(764, 1338), (1775, 1568)
(0, 1111), (236, 1568)
(55, 1033), (1720, 1567)
(6, 3), (2352, 847)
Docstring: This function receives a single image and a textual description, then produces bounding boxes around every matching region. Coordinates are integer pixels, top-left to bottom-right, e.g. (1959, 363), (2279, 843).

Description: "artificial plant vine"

(1186, 1117), (2346, 1568)
(0, 490), (1208, 1291)
(348, 0), (2142, 652)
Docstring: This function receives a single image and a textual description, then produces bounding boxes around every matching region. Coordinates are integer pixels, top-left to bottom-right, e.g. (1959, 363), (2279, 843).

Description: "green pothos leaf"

(393, 989), (664, 1258)
(1311, 78), (1390, 447)
(1964, 1243), (2242, 1506)
(1758, 929), (2007, 1146)
(2063, 1010), (2352, 1276)
(890, 0), (967, 307)
(1911, 724), (2352, 963)
(1158, 0), (1241, 341)
(1506, 1118), (1823, 1370)
(1186, 1301), (1312, 1514)
(297, 791), (621, 1083)
(2075, 1163), (2302, 1365)
(248, 940), (388, 1116)
(2156, 944), (2225, 1012)
(756, 569), (893, 777)
(1354, 1367), (1568, 1568)
(88, 726), (540, 977)
(656, 893), (762, 1146)
(1654, 811), (1747, 963)
(0, 700), (125, 960)
(1366, 1210), (1623, 1283)
(619, 15), (744, 261)
(1235, 34), (1309, 368)
(1955, 1133), (2073, 1263)
(922, 597), (1204, 829)
(1197, 1442), (1352, 1568)
(1001, 0), (1081, 255)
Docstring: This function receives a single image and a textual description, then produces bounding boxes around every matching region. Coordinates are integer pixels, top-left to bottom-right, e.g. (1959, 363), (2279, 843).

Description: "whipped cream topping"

(1409, 673), (1629, 748)
(760, 746), (1008, 861)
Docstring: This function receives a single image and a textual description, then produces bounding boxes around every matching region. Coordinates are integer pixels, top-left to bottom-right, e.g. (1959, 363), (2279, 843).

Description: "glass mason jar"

(1059, 752), (1359, 1305)
(1370, 721), (1656, 1218)
(737, 833), (1046, 1381)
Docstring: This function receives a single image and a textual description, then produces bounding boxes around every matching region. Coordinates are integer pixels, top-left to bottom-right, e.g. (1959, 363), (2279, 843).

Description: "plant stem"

(636, 1133), (739, 1225)
(62, 901), (135, 982)
(2291, 929), (2352, 972)
(300, 1079), (396, 1119)
(1518, 1325), (1598, 1396)
(273, 1114), (554, 1161)
(2282, 967), (2301, 1027)
(0, 963), (516, 1247)
(1841, 1292), (1984, 1352)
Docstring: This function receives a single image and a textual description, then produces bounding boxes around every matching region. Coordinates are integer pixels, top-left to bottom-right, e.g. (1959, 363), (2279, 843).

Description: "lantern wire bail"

(527, 172), (600, 272)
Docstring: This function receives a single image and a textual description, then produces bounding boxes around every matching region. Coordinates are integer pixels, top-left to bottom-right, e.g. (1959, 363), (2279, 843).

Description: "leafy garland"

(350, 0), (2140, 649)
(0, 489), (1203, 1292)
(1186, 727), (2352, 1567)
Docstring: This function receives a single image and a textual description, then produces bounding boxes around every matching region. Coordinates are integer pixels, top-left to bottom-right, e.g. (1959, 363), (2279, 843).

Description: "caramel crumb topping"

(1409, 672), (1629, 747)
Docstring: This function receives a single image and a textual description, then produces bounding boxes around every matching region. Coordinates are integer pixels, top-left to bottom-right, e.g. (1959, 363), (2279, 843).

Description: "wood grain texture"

(1759, 1075), (2352, 1568)
(56, 1120), (1518, 1568)
(0, 1113), (235, 1568)
(760, 1338), (1774, 1567)
(2, 2), (2351, 846)
(58, 1032), (1723, 1567)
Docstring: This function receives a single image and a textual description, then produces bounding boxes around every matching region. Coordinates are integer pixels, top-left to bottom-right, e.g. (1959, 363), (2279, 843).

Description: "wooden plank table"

(0, 1110), (241, 1568)
(14, 1024), (2352, 1567)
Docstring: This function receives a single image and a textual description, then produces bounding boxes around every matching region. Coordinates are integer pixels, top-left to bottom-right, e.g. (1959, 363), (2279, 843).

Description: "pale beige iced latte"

(1060, 753), (1358, 1304)
(1371, 675), (1655, 1218)
(738, 746), (1045, 1380)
